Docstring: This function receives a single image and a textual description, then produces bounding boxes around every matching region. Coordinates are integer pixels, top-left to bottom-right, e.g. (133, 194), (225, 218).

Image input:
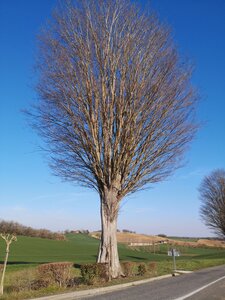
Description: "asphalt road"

(84, 265), (225, 300)
(185, 277), (225, 300)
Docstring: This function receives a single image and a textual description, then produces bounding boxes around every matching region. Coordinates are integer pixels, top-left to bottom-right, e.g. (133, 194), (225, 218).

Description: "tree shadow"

(125, 256), (148, 261)
(0, 261), (48, 265)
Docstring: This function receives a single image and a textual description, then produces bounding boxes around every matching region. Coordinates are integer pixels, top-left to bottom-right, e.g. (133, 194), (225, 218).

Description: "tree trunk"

(0, 246), (9, 296)
(97, 189), (123, 279)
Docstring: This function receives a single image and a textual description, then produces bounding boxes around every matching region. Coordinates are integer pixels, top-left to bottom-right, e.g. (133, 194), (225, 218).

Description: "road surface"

(84, 264), (225, 300)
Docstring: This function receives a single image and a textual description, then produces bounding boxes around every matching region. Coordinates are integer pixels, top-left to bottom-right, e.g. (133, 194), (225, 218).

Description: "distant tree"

(122, 229), (136, 234)
(199, 169), (225, 239)
(80, 229), (89, 234)
(30, 0), (198, 278)
(158, 234), (167, 238)
(0, 220), (65, 240)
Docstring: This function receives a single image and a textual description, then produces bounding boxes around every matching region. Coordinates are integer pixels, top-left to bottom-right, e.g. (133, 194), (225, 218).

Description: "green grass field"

(1, 233), (99, 264)
(1, 233), (225, 269)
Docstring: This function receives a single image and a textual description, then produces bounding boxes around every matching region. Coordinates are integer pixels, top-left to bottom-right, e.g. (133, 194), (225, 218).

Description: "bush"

(121, 262), (136, 277)
(96, 263), (109, 282)
(31, 279), (50, 290)
(80, 263), (109, 285)
(138, 263), (147, 276)
(9, 269), (36, 293)
(148, 261), (157, 274)
(67, 277), (83, 287)
(80, 264), (97, 285)
(38, 262), (73, 287)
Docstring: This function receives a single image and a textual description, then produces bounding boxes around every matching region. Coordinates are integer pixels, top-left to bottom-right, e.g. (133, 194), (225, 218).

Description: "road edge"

(29, 274), (173, 300)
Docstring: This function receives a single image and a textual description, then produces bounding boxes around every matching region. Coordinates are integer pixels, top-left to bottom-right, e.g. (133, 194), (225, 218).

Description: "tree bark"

(97, 189), (123, 279)
(0, 245), (9, 296)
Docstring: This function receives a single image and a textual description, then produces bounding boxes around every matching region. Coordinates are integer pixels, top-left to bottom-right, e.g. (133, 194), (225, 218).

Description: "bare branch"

(31, 0), (198, 198)
(199, 169), (225, 239)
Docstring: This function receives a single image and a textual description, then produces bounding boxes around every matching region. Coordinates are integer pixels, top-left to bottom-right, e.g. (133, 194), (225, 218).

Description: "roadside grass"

(2, 257), (225, 300)
(0, 234), (225, 299)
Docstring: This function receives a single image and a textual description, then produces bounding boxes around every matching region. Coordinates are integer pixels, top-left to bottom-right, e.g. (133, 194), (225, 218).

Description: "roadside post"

(168, 248), (180, 276)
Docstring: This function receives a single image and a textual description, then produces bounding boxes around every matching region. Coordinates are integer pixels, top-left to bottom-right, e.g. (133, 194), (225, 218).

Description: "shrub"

(9, 269), (36, 293)
(80, 263), (109, 284)
(96, 263), (109, 282)
(31, 279), (50, 290)
(121, 262), (136, 277)
(67, 277), (83, 287)
(80, 264), (97, 285)
(148, 261), (157, 274)
(37, 262), (73, 287)
(138, 263), (147, 276)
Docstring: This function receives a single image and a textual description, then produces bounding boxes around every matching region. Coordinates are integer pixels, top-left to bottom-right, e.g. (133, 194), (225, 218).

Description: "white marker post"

(168, 248), (180, 275)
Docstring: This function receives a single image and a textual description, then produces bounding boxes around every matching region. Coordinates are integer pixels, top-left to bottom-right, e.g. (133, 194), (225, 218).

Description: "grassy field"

(0, 233), (225, 269)
(0, 234), (99, 264)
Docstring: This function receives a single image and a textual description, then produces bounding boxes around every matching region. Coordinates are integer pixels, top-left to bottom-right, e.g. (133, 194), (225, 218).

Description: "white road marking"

(174, 275), (225, 300)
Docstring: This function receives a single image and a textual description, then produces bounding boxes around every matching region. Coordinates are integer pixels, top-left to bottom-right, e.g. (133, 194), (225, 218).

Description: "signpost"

(168, 248), (180, 275)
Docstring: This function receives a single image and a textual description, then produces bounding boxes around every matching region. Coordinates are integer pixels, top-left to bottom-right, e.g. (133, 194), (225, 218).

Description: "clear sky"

(0, 0), (225, 237)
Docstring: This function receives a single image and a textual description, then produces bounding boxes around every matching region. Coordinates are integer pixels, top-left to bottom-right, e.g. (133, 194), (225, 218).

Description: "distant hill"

(0, 220), (65, 240)
(91, 231), (168, 244)
(90, 231), (225, 248)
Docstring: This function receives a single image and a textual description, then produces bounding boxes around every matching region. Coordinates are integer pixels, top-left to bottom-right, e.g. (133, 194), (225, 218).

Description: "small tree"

(199, 169), (225, 239)
(0, 234), (17, 295)
(30, 0), (198, 278)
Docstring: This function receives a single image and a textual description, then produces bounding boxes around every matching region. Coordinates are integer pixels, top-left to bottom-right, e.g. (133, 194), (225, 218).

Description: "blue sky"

(0, 0), (225, 237)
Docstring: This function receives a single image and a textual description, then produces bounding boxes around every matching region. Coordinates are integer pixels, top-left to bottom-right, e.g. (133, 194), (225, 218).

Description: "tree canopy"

(200, 169), (225, 239)
(33, 0), (198, 198)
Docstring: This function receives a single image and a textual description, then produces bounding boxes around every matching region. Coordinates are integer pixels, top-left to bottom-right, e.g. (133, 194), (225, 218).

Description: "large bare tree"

(199, 169), (225, 239)
(31, 0), (198, 278)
